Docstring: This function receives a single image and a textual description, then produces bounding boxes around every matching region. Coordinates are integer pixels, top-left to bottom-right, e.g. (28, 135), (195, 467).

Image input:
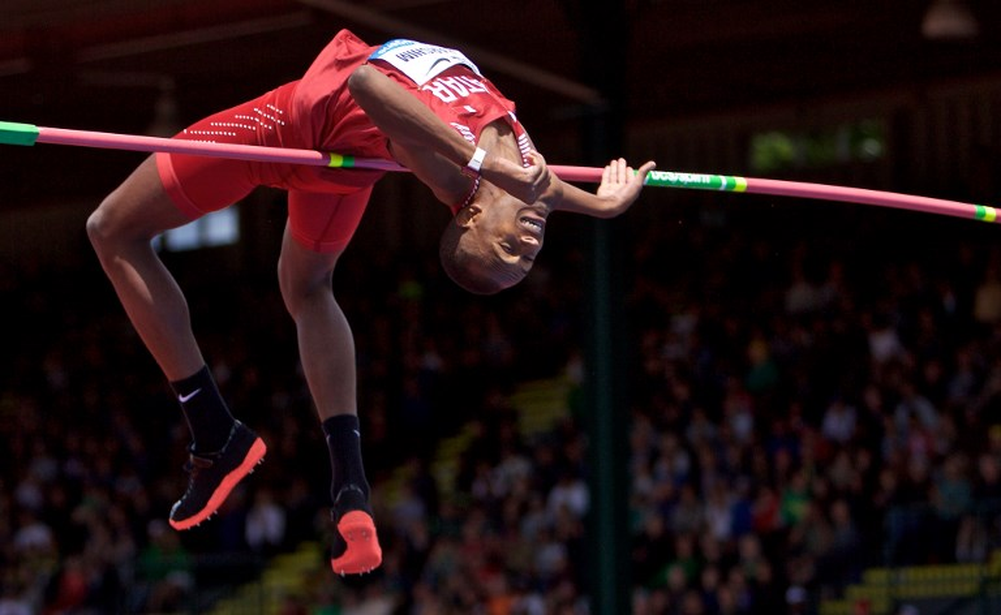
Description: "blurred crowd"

(3, 198), (1001, 615)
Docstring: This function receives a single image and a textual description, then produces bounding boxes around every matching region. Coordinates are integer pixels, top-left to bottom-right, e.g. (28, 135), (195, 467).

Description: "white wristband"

(462, 147), (487, 178)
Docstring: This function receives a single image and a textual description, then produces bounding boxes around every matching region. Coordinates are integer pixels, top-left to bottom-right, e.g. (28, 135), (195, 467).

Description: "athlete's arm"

(347, 64), (551, 204)
(547, 158), (656, 219)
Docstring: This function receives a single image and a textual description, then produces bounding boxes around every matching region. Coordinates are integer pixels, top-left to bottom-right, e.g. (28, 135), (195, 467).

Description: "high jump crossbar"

(1, 120), (997, 224)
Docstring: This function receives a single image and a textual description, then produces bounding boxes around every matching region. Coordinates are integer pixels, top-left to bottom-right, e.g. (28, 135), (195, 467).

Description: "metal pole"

(575, 1), (631, 613)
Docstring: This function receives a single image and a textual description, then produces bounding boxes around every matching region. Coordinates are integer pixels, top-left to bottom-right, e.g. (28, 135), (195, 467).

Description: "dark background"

(2, 0), (1001, 209)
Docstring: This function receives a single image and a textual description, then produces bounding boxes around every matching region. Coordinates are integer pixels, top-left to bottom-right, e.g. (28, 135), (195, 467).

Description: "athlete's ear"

(455, 203), (482, 228)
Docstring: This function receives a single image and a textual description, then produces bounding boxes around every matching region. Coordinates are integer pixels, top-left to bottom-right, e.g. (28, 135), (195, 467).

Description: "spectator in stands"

(9, 188), (1001, 612)
(245, 488), (288, 556)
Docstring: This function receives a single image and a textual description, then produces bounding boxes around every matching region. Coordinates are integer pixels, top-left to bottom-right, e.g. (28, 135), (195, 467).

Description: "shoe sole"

(331, 510), (383, 575)
(169, 437), (267, 531)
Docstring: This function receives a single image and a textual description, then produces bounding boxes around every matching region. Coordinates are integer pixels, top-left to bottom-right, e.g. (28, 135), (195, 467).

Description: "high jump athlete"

(86, 28), (655, 575)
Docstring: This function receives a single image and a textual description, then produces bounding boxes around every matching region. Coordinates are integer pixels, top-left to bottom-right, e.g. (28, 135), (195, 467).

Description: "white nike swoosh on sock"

(353, 429), (361, 438)
(178, 388), (202, 403)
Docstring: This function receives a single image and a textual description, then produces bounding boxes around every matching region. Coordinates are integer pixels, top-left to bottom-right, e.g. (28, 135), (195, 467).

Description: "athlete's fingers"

(634, 161), (657, 185)
(523, 150), (551, 200)
(614, 158), (629, 182)
(602, 161), (613, 185)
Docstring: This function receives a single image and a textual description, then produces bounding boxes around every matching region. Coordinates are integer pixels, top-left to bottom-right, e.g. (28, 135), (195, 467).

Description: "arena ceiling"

(1, 0), (1000, 206)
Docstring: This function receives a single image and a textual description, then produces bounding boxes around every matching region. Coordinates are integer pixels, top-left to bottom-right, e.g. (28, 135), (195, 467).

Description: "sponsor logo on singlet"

(370, 39), (481, 86)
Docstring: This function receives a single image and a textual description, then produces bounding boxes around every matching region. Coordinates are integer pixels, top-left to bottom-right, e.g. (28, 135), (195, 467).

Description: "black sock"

(170, 365), (235, 454)
(322, 414), (371, 516)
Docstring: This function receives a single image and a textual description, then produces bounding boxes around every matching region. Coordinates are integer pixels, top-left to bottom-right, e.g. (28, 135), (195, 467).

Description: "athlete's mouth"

(519, 215), (545, 239)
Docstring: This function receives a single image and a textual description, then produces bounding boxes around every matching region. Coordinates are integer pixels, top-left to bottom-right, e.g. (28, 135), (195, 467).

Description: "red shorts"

(156, 82), (383, 254)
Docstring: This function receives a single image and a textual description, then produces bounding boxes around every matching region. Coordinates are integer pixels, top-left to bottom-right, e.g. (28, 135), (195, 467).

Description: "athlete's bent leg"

(277, 225), (381, 574)
(87, 155), (205, 380)
(87, 155), (265, 530)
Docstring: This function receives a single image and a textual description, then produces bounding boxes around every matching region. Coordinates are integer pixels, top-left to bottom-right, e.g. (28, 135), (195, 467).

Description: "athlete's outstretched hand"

(482, 150), (553, 204)
(590, 158), (657, 218)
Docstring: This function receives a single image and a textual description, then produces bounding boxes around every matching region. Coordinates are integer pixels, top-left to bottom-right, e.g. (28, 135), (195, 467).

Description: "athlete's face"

(462, 193), (548, 290)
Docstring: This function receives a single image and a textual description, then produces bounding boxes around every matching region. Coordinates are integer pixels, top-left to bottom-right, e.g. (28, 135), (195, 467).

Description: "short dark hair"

(438, 218), (505, 295)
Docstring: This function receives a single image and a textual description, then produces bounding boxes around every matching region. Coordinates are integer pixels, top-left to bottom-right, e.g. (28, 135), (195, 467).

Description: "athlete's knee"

(89, 157), (189, 253)
(279, 275), (336, 319)
(277, 256), (337, 318)
(86, 198), (119, 253)
(87, 189), (136, 249)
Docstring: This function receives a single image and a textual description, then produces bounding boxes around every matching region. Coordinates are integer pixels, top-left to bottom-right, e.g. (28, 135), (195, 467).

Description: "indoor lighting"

(922, 0), (979, 40)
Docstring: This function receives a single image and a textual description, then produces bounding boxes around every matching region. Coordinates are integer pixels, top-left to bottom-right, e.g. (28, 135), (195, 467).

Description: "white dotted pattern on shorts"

(183, 105), (287, 143)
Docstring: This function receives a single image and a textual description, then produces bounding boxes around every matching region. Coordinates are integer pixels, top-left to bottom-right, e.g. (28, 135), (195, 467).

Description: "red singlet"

(157, 29), (527, 253)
